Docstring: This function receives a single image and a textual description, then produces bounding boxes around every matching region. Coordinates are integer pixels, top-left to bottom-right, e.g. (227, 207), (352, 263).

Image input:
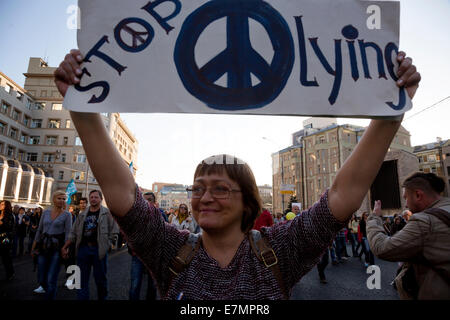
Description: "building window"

(27, 152), (37, 162)
(17, 150), (25, 161)
(334, 163), (338, 172)
(63, 137), (68, 145)
(23, 116), (30, 127)
(0, 121), (6, 134)
(48, 119), (61, 129)
(33, 102), (44, 110)
(319, 136), (325, 144)
(5, 84), (12, 93)
(1, 101), (10, 114)
(52, 103), (63, 110)
(65, 120), (71, 128)
(43, 153), (55, 162)
(29, 136), (40, 145)
(423, 155), (428, 162)
(20, 134), (28, 144)
(431, 167), (437, 173)
(428, 155), (436, 162)
(12, 109), (21, 121)
(26, 99), (32, 110)
(61, 153), (66, 162)
(6, 146), (15, 157)
(31, 119), (42, 128)
(46, 136), (58, 145)
(9, 128), (17, 139)
(73, 171), (85, 181)
(75, 137), (82, 146)
(76, 154), (87, 163)
(58, 171), (64, 180)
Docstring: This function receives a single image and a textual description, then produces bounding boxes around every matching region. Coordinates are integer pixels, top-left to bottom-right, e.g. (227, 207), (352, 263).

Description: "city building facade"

(258, 184), (273, 211)
(413, 137), (450, 196)
(155, 183), (190, 211)
(0, 58), (138, 207)
(272, 118), (418, 216)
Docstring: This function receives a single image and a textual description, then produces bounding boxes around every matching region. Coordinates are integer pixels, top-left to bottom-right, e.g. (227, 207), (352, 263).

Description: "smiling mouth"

(200, 209), (219, 214)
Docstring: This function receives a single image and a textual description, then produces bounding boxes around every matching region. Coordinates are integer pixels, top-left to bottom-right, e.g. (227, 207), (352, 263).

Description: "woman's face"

(53, 195), (67, 209)
(0, 202), (4, 211)
(191, 172), (244, 234)
(179, 205), (188, 216)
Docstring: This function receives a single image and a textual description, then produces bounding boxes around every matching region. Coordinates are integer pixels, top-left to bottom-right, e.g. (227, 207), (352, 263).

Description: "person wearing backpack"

(54, 49), (420, 299)
(367, 173), (450, 300)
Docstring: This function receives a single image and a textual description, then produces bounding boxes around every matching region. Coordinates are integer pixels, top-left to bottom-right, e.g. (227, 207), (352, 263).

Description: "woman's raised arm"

(328, 52), (421, 222)
(54, 50), (135, 217)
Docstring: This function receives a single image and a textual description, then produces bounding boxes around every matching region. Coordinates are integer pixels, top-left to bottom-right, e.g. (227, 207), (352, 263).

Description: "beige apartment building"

(0, 58), (138, 207)
(443, 141), (450, 195)
(272, 118), (418, 216)
(153, 183), (190, 211)
(258, 184), (273, 211)
(413, 137), (450, 196)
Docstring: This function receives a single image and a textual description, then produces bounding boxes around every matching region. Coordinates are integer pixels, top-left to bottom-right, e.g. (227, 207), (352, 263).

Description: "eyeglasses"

(179, 206), (188, 210)
(186, 186), (241, 199)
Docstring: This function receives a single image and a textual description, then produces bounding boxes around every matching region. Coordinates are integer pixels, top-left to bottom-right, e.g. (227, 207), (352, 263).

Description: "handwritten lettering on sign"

(65, 0), (410, 117)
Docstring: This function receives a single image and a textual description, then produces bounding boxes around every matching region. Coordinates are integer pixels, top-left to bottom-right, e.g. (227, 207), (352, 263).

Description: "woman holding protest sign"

(54, 49), (420, 299)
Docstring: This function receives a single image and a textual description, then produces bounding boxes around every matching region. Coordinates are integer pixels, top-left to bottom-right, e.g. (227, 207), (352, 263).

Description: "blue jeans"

(129, 255), (157, 300)
(349, 233), (358, 256)
(335, 234), (349, 259)
(37, 250), (61, 300)
(329, 242), (337, 262)
(77, 245), (108, 300)
(361, 237), (375, 265)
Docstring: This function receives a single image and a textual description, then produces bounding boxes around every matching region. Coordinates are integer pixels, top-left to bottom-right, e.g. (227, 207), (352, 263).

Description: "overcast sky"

(0, 0), (449, 189)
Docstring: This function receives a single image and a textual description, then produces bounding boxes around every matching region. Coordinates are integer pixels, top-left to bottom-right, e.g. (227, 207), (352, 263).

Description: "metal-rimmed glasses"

(186, 186), (241, 199)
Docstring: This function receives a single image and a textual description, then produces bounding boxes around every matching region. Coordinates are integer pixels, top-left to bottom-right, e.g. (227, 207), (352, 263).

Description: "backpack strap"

(421, 207), (450, 285)
(169, 233), (202, 278)
(424, 208), (450, 228)
(248, 230), (289, 299)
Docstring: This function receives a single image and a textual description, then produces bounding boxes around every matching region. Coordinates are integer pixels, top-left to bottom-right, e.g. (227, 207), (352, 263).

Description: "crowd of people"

(1, 47), (448, 300)
(0, 190), (203, 301)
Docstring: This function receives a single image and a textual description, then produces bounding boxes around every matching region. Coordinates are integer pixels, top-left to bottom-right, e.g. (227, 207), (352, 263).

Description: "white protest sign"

(292, 202), (302, 211)
(280, 184), (295, 194)
(64, 0), (411, 117)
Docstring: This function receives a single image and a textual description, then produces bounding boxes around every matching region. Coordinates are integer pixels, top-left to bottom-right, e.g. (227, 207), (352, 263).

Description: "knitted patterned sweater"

(116, 186), (346, 300)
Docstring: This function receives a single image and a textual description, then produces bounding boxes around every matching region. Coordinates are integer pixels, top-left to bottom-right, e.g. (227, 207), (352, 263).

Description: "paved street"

(0, 243), (399, 300)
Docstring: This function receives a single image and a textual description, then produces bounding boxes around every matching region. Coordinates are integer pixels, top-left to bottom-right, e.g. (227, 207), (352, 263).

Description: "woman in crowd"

(171, 204), (196, 233)
(27, 207), (43, 254)
(31, 191), (72, 299)
(53, 49), (420, 299)
(0, 200), (15, 280)
(348, 215), (359, 257)
(359, 212), (375, 267)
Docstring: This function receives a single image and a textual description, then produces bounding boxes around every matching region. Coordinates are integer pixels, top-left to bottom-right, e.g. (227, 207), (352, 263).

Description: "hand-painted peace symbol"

(114, 17), (154, 53)
(174, 0), (295, 110)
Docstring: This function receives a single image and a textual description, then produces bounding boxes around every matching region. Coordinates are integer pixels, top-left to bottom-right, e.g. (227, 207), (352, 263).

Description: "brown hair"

(402, 172), (445, 195)
(194, 154), (262, 233)
(177, 203), (189, 223)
